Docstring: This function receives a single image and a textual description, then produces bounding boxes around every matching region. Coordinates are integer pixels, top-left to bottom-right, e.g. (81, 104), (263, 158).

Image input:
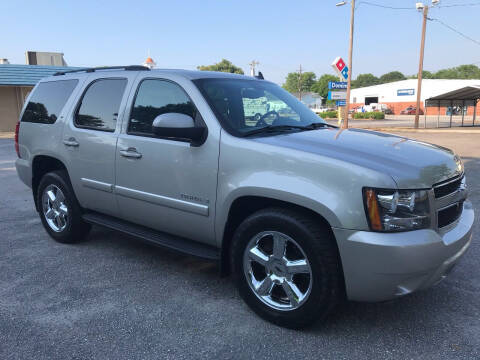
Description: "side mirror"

(152, 113), (206, 146)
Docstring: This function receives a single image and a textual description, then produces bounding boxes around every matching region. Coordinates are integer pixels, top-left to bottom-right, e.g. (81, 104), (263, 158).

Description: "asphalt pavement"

(0, 132), (478, 360)
(326, 115), (479, 129)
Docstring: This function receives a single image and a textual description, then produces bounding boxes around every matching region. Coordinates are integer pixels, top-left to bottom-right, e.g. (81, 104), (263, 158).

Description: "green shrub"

(353, 111), (384, 120)
(318, 111), (338, 119)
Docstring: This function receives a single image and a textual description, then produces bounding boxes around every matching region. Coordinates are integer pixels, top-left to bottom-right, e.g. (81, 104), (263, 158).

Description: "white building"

(350, 79), (480, 115)
(25, 51), (68, 66)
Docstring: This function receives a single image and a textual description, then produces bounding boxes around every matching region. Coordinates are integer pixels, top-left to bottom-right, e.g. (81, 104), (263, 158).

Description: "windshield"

(193, 78), (326, 137)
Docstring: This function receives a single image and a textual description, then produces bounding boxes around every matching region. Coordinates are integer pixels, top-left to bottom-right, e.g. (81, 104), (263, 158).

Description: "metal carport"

(425, 85), (480, 127)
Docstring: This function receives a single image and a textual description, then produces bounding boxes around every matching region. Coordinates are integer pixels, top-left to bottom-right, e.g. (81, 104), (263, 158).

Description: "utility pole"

(415, 5), (428, 128)
(249, 60), (260, 77)
(298, 64), (303, 101)
(343, 0), (355, 129)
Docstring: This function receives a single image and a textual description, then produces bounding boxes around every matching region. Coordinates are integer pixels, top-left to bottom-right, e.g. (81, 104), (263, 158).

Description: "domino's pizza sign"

(333, 57), (346, 72)
(332, 57), (349, 80)
(328, 81), (347, 90)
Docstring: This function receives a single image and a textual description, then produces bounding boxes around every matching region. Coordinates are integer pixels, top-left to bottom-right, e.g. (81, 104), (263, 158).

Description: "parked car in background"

(362, 103), (392, 114)
(15, 66), (473, 329)
(349, 106), (361, 114)
(401, 106), (424, 115)
(312, 106), (329, 114)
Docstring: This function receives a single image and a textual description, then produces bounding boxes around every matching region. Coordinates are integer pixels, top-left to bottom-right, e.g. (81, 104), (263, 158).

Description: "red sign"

(334, 57), (346, 72)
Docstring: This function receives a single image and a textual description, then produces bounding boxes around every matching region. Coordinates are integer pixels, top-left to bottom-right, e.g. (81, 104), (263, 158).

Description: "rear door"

(60, 72), (137, 217)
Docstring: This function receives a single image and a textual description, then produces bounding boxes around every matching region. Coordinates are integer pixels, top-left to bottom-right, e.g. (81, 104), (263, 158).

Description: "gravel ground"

(0, 132), (478, 360)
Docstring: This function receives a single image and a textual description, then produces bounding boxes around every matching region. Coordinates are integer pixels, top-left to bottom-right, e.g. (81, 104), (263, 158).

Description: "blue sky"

(1, 0), (479, 84)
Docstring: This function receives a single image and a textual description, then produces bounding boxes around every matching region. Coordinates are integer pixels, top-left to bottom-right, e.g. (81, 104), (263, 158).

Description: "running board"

(82, 212), (220, 261)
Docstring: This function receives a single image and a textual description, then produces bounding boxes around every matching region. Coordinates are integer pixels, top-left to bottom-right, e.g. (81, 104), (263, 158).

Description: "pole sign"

(328, 81), (347, 90)
(332, 57), (349, 80)
(332, 57), (346, 73)
(336, 100), (346, 106)
(328, 91), (347, 100)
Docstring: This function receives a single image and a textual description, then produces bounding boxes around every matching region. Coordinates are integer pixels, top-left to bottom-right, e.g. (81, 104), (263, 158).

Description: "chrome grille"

(438, 201), (464, 228)
(434, 176), (463, 199)
(433, 174), (467, 229)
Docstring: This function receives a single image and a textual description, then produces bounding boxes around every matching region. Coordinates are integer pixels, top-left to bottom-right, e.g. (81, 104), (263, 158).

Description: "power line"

(357, 1), (480, 11)
(356, 1), (416, 10)
(429, 17), (480, 47)
(437, 2), (480, 8)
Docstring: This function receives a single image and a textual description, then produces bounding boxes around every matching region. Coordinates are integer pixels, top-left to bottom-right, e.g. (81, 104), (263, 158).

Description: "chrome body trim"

(80, 178), (114, 193)
(115, 185), (209, 217)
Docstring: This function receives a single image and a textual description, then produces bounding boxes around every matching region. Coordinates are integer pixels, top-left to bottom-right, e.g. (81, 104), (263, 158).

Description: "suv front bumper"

(333, 200), (474, 302)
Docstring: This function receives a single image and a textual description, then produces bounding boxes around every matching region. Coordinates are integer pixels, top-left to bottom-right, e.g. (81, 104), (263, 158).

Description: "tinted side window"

(21, 80), (78, 124)
(75, 78), (127, 132)
(129, 79), (196, 135)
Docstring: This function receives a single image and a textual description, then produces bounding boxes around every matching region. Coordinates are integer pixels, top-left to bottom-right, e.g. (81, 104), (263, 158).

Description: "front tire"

(37, 170), (91, 243)
(232, 208), (343, 328)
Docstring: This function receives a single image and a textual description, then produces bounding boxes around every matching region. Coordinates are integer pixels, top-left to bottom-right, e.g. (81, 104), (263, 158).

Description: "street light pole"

(343, 0), (355, 129)
(415, 5), (429, 128)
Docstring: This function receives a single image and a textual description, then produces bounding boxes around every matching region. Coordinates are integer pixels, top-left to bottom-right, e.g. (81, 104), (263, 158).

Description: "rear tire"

(231, 207), (343, 329)
(37, 170), (91, 243)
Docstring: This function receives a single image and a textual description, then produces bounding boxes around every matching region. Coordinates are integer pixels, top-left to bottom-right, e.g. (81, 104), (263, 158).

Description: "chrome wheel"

(42, 184), (69, 232)
(243, 231), (313, 311)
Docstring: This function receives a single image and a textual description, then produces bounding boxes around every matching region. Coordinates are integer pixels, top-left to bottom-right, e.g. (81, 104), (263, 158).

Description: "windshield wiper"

(304, 122), (338, 129)
(243, 125), (311, 137)
(243, 122), (336, 137)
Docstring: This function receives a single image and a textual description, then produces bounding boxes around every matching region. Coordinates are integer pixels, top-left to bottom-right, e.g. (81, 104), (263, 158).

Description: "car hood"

(252, 128), (463, 189)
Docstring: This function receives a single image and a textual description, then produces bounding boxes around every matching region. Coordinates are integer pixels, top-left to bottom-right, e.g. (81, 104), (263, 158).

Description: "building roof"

(427, 85), (480, 101)
(0, 64), (79, 86)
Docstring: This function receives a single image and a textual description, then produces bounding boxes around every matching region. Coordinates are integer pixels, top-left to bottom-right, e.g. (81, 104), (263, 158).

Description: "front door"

(115, 78), (219, 245)
(61, 74), (135, 217)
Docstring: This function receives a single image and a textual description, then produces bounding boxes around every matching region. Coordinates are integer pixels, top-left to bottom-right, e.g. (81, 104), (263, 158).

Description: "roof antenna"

(255, 71), (264, 80)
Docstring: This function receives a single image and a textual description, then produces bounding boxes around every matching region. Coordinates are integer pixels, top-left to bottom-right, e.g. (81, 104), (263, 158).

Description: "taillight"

(15, 121), (20, 158)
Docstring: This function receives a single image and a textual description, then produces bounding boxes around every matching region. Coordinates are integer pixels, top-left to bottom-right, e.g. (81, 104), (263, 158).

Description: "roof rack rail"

(53, 65), (150, 76)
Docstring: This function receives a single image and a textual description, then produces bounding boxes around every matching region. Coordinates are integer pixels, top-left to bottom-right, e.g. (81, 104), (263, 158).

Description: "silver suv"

(15, 66), (474, 328)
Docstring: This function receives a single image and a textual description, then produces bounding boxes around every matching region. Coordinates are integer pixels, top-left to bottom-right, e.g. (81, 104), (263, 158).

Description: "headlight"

(363, 188), (430, 232)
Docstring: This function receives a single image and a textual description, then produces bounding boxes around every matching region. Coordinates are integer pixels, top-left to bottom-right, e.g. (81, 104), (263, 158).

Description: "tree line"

(282, 64), (480, 100)
(194, 59), (480, 102)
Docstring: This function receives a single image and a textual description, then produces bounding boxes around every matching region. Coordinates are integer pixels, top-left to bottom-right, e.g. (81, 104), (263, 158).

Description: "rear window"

(74, 78), (127, 132)
(21, 80), (78, 124)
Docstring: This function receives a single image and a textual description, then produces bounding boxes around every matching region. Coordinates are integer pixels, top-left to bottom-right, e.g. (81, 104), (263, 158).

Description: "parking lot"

(326, 115), (479, 129)
(0, 130), (478, 360)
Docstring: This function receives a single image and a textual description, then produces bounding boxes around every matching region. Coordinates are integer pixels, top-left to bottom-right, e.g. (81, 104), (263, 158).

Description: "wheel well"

(32, 156), (68, 211)
(220, 196), (334, 275)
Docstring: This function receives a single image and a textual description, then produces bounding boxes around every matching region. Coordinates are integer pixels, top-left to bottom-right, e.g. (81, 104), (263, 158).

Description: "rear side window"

(21, 80), (78, 124)
(75, 78), (127, 132)
(129, 79), (196, 136)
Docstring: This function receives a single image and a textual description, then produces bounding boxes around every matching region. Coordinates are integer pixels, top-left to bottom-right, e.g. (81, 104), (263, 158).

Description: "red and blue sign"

(332, 57), (349, 80)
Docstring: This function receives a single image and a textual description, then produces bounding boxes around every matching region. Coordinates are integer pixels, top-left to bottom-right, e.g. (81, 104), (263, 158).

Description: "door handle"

(119, 147), (142, 159)
(63, 137), (79, 147)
